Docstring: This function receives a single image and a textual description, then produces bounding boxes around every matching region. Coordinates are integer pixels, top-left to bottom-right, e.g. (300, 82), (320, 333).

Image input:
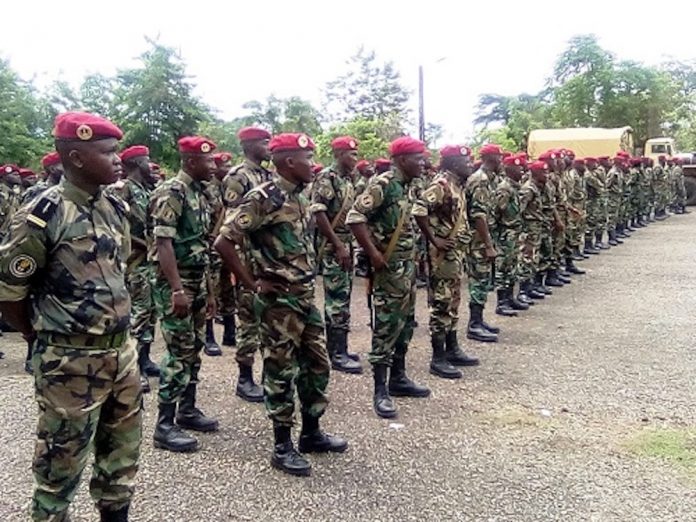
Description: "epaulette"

(250, 180), (286, 212)
(105, 192), (130, 218)
(28, 189), (61, 229)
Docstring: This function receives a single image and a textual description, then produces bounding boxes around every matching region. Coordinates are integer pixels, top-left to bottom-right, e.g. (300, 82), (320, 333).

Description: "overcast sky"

(2, 0), (694, 144)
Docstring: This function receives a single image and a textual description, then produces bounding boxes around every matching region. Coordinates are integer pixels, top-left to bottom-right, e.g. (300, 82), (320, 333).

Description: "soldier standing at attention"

(221, 127), (273, 402)
(0, 112), (141, 522)
(347, 136), (431, 419)
(21, 152), (64, 205)
(310, 136), (362, 374)
(562, 158), (589, 272)
(111, 145), (160, 392)
(464, 144), (501, 342)
(413, 144), (480, 379)
(150, 136), (219, 453)
(215, 133), (347, 477)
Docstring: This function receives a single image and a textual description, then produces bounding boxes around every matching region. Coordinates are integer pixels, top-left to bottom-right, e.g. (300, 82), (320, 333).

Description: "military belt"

(40, 330), (129, 349)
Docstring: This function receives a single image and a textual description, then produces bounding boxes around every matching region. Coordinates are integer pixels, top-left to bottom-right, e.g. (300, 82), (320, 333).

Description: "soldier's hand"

(433, 237), (455, 252)
(336, 243), (352, 272)
(370, 252), (387, 272)
(256, 279), (289, 295)
(484, 245), (497, 261)
(206, 297), (217, 320)
(172, 291), (191, 319)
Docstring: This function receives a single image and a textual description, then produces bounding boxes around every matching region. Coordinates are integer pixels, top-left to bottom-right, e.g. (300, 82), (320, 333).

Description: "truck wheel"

(685, 177), (696, 206)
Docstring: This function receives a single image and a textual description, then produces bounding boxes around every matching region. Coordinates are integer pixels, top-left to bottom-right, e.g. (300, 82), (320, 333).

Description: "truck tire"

(685, 177), (696, 206)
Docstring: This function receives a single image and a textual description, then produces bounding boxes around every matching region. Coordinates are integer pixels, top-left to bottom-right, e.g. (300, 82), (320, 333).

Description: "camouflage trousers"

(606, 195), (622, 229)
(518, 226), (542, 281)
(466, 243), (493, 306)
(209, 251), (236, 317)
(321, 242), (353, 332)
(236, 286), (259, 367)
(539, 223), (554, 272)
(369, 257), (416, 366)
(254, 289), (329, 426)
(620, 194), (632, 223)
(553, 211), (568, 262)
(154, 272), (207, 404)
(674, 177), (687, 206)
(126, 263), (157, 345)
(494, 227), (521, 290)
(585, 197), (604, 235)
(31, 336), (142, 521)
(429, 273), (462, 338)
(565, 210), (584, 250)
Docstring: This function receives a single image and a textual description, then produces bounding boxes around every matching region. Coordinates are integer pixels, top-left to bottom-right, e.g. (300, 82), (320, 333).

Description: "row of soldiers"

(0, 109), (689, 521)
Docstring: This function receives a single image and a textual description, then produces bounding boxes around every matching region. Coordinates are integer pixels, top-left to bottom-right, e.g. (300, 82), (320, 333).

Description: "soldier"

(221, 126), (273, 403)
(492, 154), (529, 316)
(583, 157), (604, 255)
(604, 156), (625, 246)
(0, 164), (22, 234)
(215, 132), (347, 477)
(671, 158), (688, 214)
(110, 145), (160, 393)
(374, 158), (392, 175)
(653, 155), (669, 220)
(356, 159), (374, 180)
(347, 136), (431, 419)
(562, 157), (588, 272)
(21, 152), (64, 205)
(547, 151), (571, 285)
(353, 160), (373, 278)
(0, 112), (141, 522)
(518, 161), (550, 302)
(413, 144), (480, 380)
(150, 136), (219, 453)
(311, 136), (363, 374)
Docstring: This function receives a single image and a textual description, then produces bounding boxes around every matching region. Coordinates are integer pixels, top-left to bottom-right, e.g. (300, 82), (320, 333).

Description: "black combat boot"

(203, 320), (222, 356)
(545, 269), (564, 287)
(556, 269), (572, 284)
(572, 247), (586, 261)
(467, 303), (498, 342)
(625, 220), (636, 231)
(298, 413), (348, 454)
(595, 232), (610, 249)
(445, 330), (479, 366)
(139, 342), (160, 377)
(100, 505), (129, 522)
(389, 343), (431, 397)
(510, 286), (530, 310)
(271, 424), (311, 476)
(236, 364), (264, 403)
(609, 229), (622, 245)
(533, 272), (551, 296)
(153, 403), (198, 452)
(429, 334), (462, 379)
(681, 205), (690, 214)
(176, 384), (219, 432)
(495, 289), (518, 317)
(565, 257), (585, 275)
(584, 236), (600, 255)
(517, 281), (535, 305)
(373, 364), (397, 418)
(222, 314), (236, 346)
(327, 328), (362, 374)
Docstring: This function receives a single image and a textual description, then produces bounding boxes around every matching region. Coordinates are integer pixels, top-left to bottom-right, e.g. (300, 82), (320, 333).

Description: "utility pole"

(418, 65), (425, 142)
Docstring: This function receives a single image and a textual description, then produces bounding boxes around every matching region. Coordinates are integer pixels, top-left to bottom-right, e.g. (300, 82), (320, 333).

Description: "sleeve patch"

(9, 255), (37, 278)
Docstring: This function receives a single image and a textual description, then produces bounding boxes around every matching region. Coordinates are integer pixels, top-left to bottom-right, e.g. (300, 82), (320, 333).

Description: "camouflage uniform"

(222, 159), (273, 367)
(204, 176), (227, 318)
(671, 164), (686, 209)
(605, 166), (623, 231)
(584, 166), (605, 241)
(219, 176), (329, 426)
(563, 166), (586, 252)
(539, 174), (557, 272)
(621, 166), (634, 225)
(150, 171), (211, 404)
(551, 170), (569, 265)
(639, 166), (653, 218)
(21, 179), (55, 205)
(412, 170), (471, 338)
(518, 179), (545, 282)
(346, 168), (417, 366)
(0, 179), (141, 521)
(493, 175), (522, 291)
(0, 179), (21, 237)
(309, 165), (357, 332)
(465, 168), (495, 305)
(653, 164), (668, 215)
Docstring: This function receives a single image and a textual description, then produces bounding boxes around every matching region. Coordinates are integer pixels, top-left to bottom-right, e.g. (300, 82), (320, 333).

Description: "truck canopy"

(527, 127), (633, 159)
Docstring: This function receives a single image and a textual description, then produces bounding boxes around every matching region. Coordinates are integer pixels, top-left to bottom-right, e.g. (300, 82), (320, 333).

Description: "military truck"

(527, 126), (633, 159)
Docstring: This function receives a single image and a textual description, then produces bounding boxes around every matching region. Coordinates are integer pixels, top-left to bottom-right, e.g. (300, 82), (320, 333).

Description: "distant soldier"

(310, 136), (362, 374)
(562, 157), (588, 270)
(21, 152), (64, 205)
(0, 112), (141, 522)
(221, 126), (273, 402)
(348, 136), (431, 419)
(671, 158), (688, 214)
(605, 156), (625, 245)
(215, 133), (347, 477)
(0, 164), (22, 235)
(583, 157), (604, 255)
(653, 155), (669, 220)
(150, 136), (219, 453)
(413, 144), (480, 379)
(536, 150), (564, 291)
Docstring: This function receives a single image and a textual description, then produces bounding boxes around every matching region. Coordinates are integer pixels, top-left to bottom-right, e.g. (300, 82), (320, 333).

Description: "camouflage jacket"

(21, 180), (56, 206)
(203, 176), (225, 239)
(309, 165), (358, 241)
(0, 182), (20, 230)
(494, 176), (523, 230)
(346, 167), (418, 261)
(222, 158), (273, 208)
(564, 168), (586, 209)
(605, 167), (623, 196)
(149, 170), (210, 271)
(0, 178), (131, 336)
(466, 168), (495, 228)
(519, 179), (545, 230)
(219, 175), (315, 292)
(109, 177), (152, 267)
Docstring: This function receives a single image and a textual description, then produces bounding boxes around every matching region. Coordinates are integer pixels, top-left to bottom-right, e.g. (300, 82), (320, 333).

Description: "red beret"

(617, 151), (630, 158)
(178, 136), (217, 154)
(375, 158), (391, 168)
(440, 145), (471, 158)
(630, 157), (642, 166)
(584, 157), (598, 163)
(19, 168), (35, 178)
(1, 164), (19, 175)
(41, 151), (61, 168)
(565, 149), (576, 157)
(120, 145), (149, 162)
(530, 160), (549, 172)
(572, 158), (585, 166)
(356, 160), (370, 172)
(479, 143), (503, 156)
(597, 156), (609, 161)
(503, 155), (524, 167)
(538, 150), (558, 161)
(269, 133), (316, 153)
(331, 136), (359, 151)
(214, 152), (232, 164)
(389, 136), (426, 156)
(53, 111), (123, 141)
(311, 163), (324, 174)
(237, 127), (272, 142)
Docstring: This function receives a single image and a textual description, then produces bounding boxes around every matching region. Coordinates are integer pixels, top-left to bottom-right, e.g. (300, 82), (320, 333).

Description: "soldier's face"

(292, 150), (314, 184)
(77, 138), (123, 185)
(397, 153), (424, 178)
(533, 170), (548, 184)
(338, 150), (359, 172)
(248, 139), (271, 162)
(6, 172), (21, 185)
(188, 154), (215, 182)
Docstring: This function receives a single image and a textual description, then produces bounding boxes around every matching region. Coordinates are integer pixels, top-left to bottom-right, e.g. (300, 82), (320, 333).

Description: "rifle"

(366, 260), (374, 329)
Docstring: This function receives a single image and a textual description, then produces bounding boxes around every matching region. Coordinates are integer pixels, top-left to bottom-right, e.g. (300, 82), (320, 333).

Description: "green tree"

(240, 95), (322, 136)
(314, 117), (396, 164)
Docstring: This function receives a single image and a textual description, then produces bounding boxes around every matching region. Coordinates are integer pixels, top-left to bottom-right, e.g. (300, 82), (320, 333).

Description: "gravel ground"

(1, 213), (696, 521)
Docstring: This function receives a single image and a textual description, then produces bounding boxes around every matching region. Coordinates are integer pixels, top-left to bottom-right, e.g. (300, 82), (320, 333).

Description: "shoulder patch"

(105, 193), (129, 218)
(28, 192), (60, 228)
(9, 255), (37, 278)
(252, 181), (286, 212)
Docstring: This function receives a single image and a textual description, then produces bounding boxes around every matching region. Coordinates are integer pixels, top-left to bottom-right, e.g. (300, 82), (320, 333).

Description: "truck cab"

(644, 137), (676, 162)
